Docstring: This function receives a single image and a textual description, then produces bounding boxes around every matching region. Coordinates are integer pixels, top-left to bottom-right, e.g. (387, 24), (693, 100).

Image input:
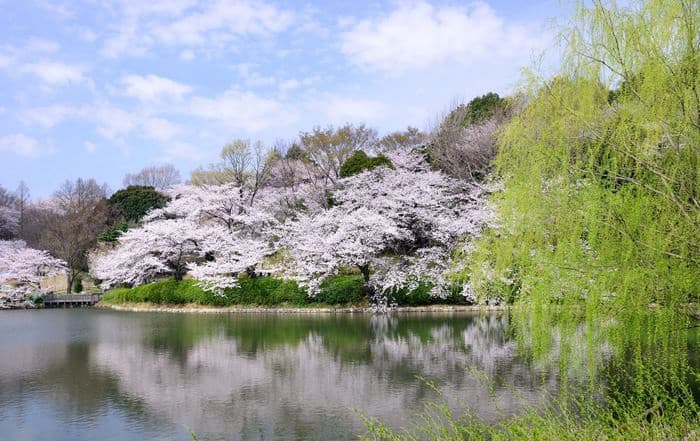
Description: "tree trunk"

(66, 273), (73, 294)
(359, 264), (370, 283)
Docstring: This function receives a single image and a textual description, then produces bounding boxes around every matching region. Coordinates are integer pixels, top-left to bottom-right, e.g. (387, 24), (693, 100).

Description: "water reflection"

(0, 310), (597, 440)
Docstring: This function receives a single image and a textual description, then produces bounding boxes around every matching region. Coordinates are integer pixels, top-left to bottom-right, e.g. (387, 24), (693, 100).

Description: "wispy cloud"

(22, 61), (87, 86)
(340, 1), (548, 74)
(318, 96), (385, 124)
(121, 74), (192, 101)
(188, 88), (297, 131)
(0, 133), (44, 157)
(20, 105), (76, 129)
(101, 0), (294, 58)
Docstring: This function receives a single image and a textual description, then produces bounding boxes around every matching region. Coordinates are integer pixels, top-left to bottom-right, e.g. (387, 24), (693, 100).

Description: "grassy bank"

(360, 390), (700, 440)
(100, 276), (472, 307)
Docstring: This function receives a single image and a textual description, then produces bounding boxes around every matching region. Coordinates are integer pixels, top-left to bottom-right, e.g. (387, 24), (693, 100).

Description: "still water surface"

(0, 309), (628, 440)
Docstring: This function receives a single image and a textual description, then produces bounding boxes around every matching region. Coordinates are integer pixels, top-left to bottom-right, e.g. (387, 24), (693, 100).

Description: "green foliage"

(463, 92), (506, 125)
(339, 151), (394, 178)
(439, 92), (507, 133)
(386, 283), (470, 306)
(108, 185), (169, 222)
(98, 220), (129, 242)
(430, 1), (700, 437)
(226, 276), (310, 306)
(325, 190), (336, 208)
(284, 143), (306, 160)
(467, 0), (699, 309)
(101, 275), (475, 306)
(72, 276), (83, 293)
(102, 275), (368, 306)
(360, 308), (700, 441)
(314, 275), (365, 304)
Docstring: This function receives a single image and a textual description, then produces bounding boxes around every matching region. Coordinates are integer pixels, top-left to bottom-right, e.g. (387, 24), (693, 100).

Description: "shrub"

(101, 275), (475, 307)
(98, 220), (129, 242)
(108, 185), (169, 222)
(72, 277), (83, 293)
(463, 92), (506, 125)
(387, 283), (471, 306)
(314, 275), (365, 304)
(339, 151), (393, 178)
(102, 275), (366, 306)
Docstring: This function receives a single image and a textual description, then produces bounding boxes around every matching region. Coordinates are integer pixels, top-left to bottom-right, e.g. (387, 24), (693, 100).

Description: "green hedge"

(386, 283), (470, 306)
(101, 276), (469, 307)
(102, 275), (367, 307)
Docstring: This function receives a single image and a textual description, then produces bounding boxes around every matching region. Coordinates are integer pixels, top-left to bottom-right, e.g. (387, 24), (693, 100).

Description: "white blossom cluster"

(0, 240), (67, 286)
(281, 149), (490, 298)
(90, 147), (492, 300)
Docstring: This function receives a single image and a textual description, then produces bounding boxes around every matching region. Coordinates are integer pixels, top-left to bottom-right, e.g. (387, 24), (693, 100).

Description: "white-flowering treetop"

(279, 148), (491, 299)
(90, 147), (492, 301)
(0, 240), (67, 286)
(91, 184), (280, 292)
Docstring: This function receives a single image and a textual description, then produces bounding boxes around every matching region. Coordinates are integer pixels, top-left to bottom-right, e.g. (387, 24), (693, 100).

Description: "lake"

(0, 309), (696, 440)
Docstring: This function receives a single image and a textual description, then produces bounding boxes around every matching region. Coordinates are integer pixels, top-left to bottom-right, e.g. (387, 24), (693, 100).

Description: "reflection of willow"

(509, 305), (699, 421)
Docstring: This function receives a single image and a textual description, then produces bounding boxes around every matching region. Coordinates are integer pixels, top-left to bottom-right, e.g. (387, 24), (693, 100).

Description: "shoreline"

(97, 302), (508, 314)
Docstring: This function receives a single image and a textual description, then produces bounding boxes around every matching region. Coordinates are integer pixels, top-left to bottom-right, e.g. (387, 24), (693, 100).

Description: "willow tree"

(362, 2), (699, 437)
(465, 0), (700, 429)
(470, 0), (699, 311)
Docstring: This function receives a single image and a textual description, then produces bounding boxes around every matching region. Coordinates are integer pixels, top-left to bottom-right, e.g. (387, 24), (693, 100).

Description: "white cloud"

(179, 49), (195, 61)
(319, 96), (385, 124)
(20, 105), (76, 129)
(23, 38), (60, 53)
(188, 88), (296, 131)
(141, 117), (182, 141)
(84, 141), (96, 154)
(278, 79), (301, 92)
(0, 134), (43, 157)
(0, 54), (12, 70)
(22, 61), (86, 86)
(340, 1), (548, 74)
(159, 141), (203, 161)
(233, 63), (276, 87)
(76, 28), (98, 43)
(121, 74), (192, 101)
(101, 0), (294, 58)
(90, 104), (138, 141)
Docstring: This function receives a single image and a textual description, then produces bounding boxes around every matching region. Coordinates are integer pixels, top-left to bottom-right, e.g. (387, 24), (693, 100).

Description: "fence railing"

(44, 293), (103, 304)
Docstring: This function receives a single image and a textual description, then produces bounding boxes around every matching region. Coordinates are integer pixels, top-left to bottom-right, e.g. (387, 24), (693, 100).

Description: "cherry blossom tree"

(0, 240), (66, 286)
(279, 147), (491, 299)
(0, 205), (18, 240)
(0, 185), (19, 240)
(91, 145), (492, 302)
(92, 184), (280, 292)
(91, 218), (205, 288)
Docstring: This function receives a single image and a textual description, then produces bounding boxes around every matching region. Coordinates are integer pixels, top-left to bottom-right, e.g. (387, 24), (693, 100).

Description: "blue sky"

(0, 0), (566, 197)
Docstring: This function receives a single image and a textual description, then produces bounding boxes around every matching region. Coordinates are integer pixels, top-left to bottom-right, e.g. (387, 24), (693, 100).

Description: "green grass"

(101, 275), (369, 307)
(359, 394), (700, 441)
(101, 276), (476, 307)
